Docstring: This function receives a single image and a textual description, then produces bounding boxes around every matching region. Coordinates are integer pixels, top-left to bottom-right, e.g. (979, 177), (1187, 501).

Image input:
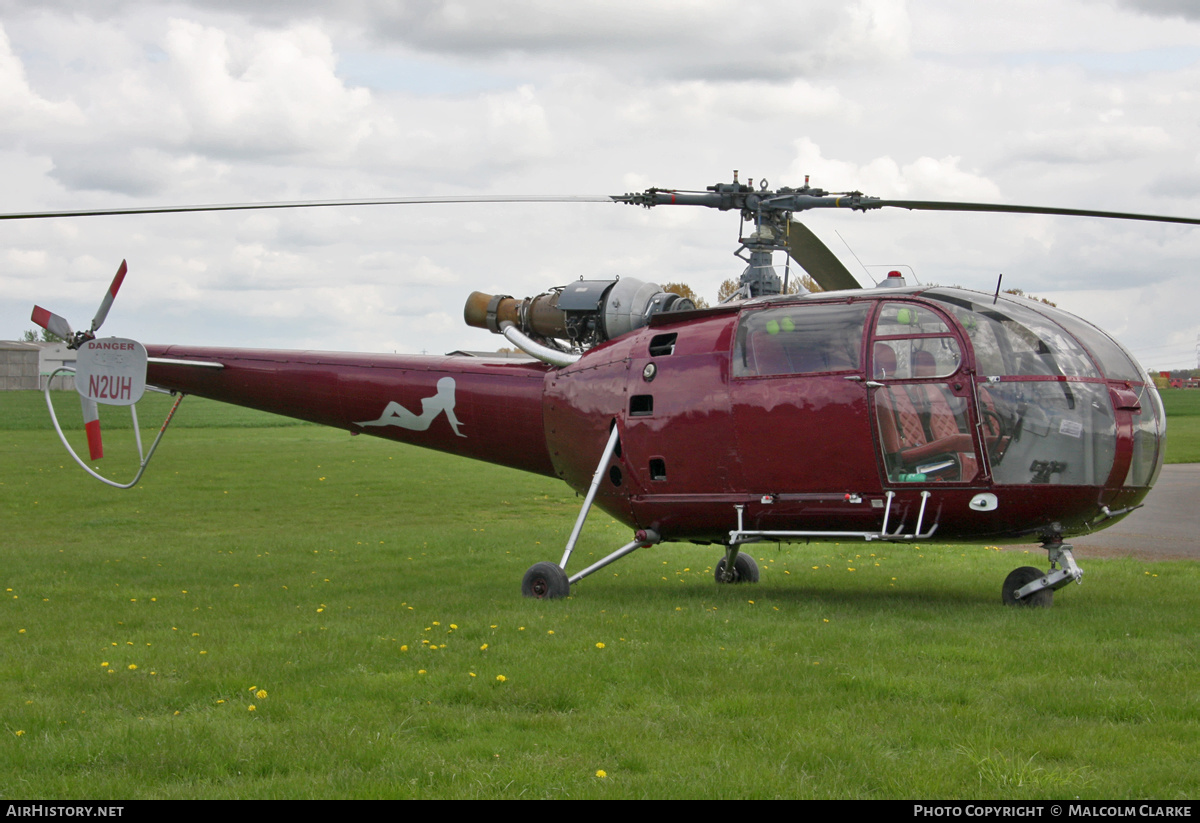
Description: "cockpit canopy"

(733, 287), (1163, 488)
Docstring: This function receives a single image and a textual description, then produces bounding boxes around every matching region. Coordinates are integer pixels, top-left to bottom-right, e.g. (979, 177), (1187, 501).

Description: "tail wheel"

(1002, 566), (1053, 607)
(715, 551), (760, 584)
(522, 562), (570, 599)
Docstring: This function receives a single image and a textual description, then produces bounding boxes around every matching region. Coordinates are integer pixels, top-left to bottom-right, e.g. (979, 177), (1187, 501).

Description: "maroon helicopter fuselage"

(146, 286), (1163, 546)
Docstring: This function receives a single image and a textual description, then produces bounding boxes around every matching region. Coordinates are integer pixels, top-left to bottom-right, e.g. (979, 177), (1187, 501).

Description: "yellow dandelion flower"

(217, 699), (225, 704)
(15, 730), (25, 737)
(496, 675), (507, 682)
(128, 664), (138, 670)
(450, 624), (458, 630)
(480, 643), (488, 651)
(418, 669), (427, 675)
(101, 662), (109, 667)
(256, 690), (267, 699)
(401, 645), (409, 652)
(18, 629), (26, 634)
(469, 672), (476, 677)
(547, 630), (554, 635)
(248, 705), (256, 712)
(595, 642), (605, 649)
(595, 770), (607, 779)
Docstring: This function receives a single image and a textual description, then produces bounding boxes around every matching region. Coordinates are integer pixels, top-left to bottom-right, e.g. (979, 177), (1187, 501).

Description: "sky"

(2, 0), (1199, 370)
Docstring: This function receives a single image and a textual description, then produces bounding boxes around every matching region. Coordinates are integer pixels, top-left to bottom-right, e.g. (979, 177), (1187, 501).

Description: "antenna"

(835, 230), (877, 285)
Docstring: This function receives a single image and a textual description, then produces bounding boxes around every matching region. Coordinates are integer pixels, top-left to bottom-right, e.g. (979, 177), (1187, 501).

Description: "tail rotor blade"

(31, 305), (74, 340)
(90, 259), (128, 334)
(786, 220), (861, 292)
(80, 396), (103, 461)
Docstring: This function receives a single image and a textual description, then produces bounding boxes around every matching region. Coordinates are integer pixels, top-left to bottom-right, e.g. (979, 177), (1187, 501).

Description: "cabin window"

(734, 302), (869, 377)
(873, 371), (976, 482)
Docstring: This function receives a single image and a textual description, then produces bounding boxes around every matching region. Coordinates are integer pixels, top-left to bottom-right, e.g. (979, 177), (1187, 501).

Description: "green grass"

(1, 391), (1198, 799)
(1160, 389), (1200, 463)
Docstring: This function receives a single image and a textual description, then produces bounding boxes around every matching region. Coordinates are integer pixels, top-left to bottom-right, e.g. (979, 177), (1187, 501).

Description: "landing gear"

(520, 424), (661, 597)
(1001, 525), (1083, 608)
(522, 562), (570, 599)
(715, 545), (760, 584)
(1002, 566), (1052, 607)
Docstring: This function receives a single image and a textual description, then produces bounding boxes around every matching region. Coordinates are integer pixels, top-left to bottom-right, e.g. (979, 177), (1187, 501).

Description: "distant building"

(0, 341), (75, 390)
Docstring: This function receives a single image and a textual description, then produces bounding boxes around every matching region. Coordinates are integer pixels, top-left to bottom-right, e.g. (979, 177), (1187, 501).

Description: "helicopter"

(17, 173), (1193, 608)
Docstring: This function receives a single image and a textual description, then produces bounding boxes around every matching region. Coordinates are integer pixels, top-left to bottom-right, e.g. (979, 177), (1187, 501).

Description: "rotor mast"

(614, 171), (1200, 297)
(614, 171), (858, 298)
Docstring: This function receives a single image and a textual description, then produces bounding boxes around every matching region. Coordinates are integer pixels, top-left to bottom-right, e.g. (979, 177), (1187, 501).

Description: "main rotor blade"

(31, 306), (74, 340)
(0, 195), (617, 221)
(786, 220), (861, 291)
(867, 199), (1200, 226)
(89, 259), (128, 334)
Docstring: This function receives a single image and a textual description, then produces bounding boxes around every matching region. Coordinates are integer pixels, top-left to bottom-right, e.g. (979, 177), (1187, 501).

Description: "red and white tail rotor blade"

(30, 305), (74, 340)
(80, 396), (103, 461)
(89, 259), (127, 334)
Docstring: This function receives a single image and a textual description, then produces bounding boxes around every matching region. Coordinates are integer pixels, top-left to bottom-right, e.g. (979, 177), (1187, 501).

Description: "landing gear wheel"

(715, 550), (760, 584)
(1002, 566), (1053, 608)
(522, 562), (570, 599)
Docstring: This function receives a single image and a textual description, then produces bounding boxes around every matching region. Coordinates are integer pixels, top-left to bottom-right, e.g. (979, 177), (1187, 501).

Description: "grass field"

(2, 390), (1197, 799)
(1161, 389), (1200, 463)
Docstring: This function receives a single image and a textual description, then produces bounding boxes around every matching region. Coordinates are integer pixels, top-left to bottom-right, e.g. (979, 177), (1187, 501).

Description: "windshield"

(923, 289), (1126, 486)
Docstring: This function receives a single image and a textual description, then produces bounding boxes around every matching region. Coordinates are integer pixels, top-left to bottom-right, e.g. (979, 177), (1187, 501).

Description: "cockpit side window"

(871, 303), (974, 482)
(872, 303), (962, 379)
(734, 302), (869, 377)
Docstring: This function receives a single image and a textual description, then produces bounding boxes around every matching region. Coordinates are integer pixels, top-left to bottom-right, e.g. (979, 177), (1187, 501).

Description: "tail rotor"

(31, 259), (128, 349)
(30, 260), (138, 461)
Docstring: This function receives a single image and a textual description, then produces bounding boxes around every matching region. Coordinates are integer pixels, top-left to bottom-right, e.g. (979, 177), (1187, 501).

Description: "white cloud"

(161, 20), (373, 159)
(1006, 125), (1173, 164)
(787, 138), (1002, 200)
(0, 25), (84, 139)
(0, 0), (1198, 369)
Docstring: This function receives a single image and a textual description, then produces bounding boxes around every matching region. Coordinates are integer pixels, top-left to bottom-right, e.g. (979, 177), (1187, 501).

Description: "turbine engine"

(464, 277), (695, 351)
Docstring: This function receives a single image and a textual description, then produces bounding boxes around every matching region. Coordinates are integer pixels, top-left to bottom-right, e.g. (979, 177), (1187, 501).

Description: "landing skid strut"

(521, 425), (660, 599)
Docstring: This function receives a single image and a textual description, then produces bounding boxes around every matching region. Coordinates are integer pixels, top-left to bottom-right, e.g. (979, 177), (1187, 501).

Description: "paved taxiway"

(1010, 464), (1200, 561)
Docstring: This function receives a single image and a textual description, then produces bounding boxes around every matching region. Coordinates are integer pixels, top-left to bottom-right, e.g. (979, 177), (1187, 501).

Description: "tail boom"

(145, 346), (557, 477)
